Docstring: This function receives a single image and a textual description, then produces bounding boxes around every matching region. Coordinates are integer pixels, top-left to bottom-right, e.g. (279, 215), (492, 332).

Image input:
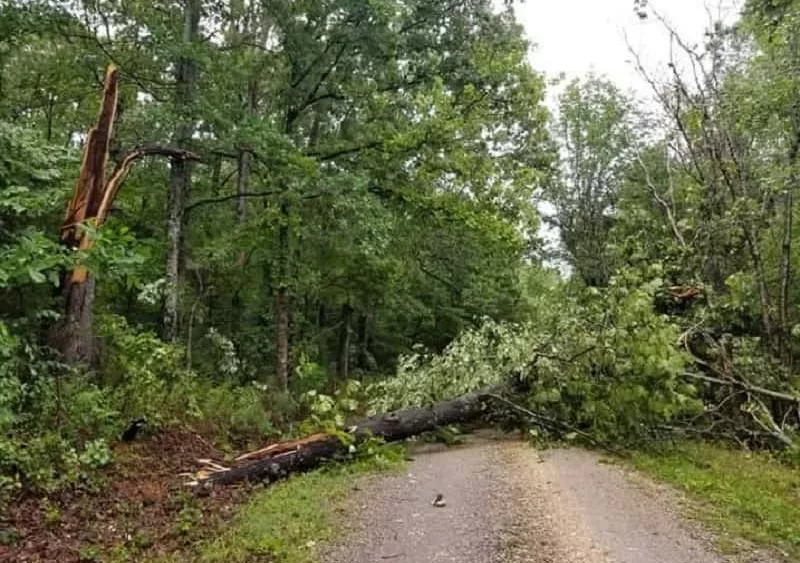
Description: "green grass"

(195, 444), (406, 563)
(630, 442), (800, 558)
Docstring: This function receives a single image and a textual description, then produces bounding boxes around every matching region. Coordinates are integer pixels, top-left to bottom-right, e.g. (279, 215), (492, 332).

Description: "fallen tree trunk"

(199, 384), (501, 486)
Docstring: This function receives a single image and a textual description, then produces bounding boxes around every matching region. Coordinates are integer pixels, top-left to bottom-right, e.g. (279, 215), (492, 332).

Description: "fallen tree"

(195, 384), (503, 487)
(189, 315), (800, 488)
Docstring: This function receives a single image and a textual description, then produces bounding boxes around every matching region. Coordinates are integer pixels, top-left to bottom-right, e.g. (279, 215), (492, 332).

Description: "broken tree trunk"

(52, 65), (120, 364)
(53, 65), (200, 364)
(201, 384), (501, 486)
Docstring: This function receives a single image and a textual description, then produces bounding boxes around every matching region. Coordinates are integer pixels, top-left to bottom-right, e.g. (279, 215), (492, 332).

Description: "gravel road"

(321, 435), (763, 563)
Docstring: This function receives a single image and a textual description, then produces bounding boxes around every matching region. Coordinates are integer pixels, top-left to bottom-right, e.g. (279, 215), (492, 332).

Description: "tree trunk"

(56, 276), (96, 365)
(202, 383), (502, 486)
(779, 131), (800, 364)
(163, 171), (185, 341)
(236, 79), (257, 226)
(163, 0), (200, 342)
(317, 302), (327, 329)
(779, 188), (793, 354)
(231, 81), (256, 314)
(46, 93), (54, 142)
(356, 312), (370, 370)
(51, 66), (119, 364)
(337, 303), (353, 380)
(274, 199), (291, 391)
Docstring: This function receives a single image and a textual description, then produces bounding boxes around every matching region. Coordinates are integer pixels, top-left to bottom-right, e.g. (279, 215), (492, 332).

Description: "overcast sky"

(508, 0), (742, 266)
(512, 0), (742, 104)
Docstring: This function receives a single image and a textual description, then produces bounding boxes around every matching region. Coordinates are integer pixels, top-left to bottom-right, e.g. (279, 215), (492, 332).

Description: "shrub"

(0, 315), (281, 502)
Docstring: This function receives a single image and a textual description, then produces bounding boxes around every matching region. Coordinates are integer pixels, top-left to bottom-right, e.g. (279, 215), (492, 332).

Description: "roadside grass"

(193, 443), (406, 563)
(630, 441), (800, 559)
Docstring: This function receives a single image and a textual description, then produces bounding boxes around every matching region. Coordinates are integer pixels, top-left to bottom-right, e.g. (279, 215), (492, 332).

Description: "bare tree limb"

(680, 371), (800, 406)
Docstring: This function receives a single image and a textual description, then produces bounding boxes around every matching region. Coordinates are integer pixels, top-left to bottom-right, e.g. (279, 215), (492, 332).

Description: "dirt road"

(321, 436), (768, 563)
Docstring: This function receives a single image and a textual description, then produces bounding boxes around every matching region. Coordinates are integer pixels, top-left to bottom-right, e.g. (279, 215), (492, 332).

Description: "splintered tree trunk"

(163, 0), (200, 342)
(53, 65), (199, 364)
(52, 65), (119, 364)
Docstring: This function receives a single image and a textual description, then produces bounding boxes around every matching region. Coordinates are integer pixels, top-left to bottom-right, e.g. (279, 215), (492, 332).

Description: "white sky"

(512, 0), (743, 105)
(508, 0), (742, 268)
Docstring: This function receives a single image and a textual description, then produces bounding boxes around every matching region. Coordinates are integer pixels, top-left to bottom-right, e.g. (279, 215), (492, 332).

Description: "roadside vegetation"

(632, 442), (800, 559)
(196, 446), (405, 563)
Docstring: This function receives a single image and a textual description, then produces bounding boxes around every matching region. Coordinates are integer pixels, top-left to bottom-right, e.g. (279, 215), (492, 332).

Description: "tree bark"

(356, 311), (371, 370)
(163, 0), (201, 342)
(779, 188), (793, 352)
(52, 66), (119, 364)
(232, 80), (257, 299)
(56, 276), (97, 365)
(337, 303), (353, 380)
(779, 130), (800, 363)
(274, 199), (291, 391)
(202, 384), (501, 486)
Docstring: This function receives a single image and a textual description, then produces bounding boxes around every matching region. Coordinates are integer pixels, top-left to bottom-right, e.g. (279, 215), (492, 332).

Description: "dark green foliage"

(0, 122), (69, 295)
(0, 0), (553, 497)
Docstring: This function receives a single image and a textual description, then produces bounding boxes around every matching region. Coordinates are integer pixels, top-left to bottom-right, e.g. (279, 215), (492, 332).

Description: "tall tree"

(548, 76), (634, 287)
(164, 0), (201, 341)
